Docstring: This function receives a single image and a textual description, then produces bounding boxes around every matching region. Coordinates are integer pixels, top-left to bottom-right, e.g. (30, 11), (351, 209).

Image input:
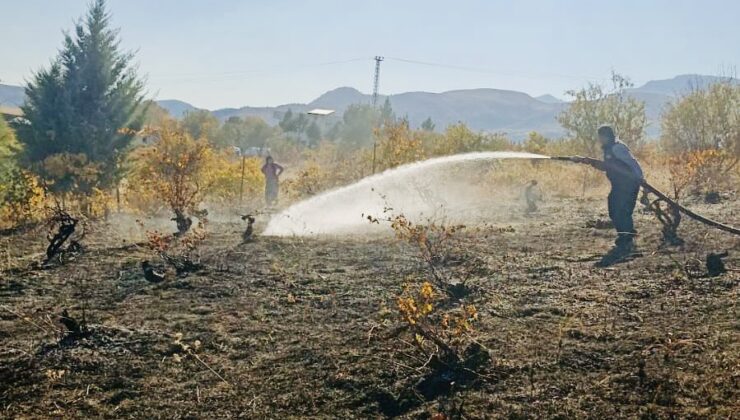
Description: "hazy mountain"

(535, 94), (564, 104)
(309, 86), (369, 110)
(625, 74), (738, 136)
(207, 86), (566, 138)
(0, 84), (25, 107)
(193, 74), (732, 139)
(630, 74), (734, 96)
(155, 99), (199, 118)
(3, 74), (733, 139)
(213, 103), (306, 125)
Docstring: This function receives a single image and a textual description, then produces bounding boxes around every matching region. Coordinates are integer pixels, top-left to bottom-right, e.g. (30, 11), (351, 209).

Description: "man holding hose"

(579, 125), (644, 266)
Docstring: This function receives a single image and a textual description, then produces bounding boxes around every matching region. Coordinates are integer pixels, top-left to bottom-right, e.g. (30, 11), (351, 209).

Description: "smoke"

(263, 151), (548, 236)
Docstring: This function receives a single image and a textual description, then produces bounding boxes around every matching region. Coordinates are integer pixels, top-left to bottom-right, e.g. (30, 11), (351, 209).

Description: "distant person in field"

(261, 156), (284, 206)
(524, 180), (541, 214)
(595, 125), (644, 264)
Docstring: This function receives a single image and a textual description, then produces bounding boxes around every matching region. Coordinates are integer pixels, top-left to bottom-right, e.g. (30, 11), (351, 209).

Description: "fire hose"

(550, 156), (740, 236)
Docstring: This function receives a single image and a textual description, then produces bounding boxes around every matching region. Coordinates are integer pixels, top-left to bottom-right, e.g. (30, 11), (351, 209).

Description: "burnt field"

(1, 197), (738, 419)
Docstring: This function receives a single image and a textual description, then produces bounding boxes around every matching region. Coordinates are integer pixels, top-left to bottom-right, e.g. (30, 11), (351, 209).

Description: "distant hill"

(3, 74), (734, 139)
(212, 103), (306, 125)
(625, 74), (738, 136)
(535, 94), (564, 104)
(186, 74), (734, 139)
(0, 84), (25, 107)
(155, 99), (199, 118)
(630, 74), (734, 96)
(209, 87), (567, 139)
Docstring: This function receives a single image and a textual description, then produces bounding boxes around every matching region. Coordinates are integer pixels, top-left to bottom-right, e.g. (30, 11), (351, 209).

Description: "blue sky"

(1, 0), (738, 109)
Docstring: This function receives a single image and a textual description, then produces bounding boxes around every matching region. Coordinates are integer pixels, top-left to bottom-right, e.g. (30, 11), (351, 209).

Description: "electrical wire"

(385, 56), (607, 84)
(148, 57), (371, 84)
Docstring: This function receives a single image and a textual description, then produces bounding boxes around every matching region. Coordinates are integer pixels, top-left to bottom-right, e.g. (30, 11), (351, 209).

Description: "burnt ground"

(0, 197), (738, 419)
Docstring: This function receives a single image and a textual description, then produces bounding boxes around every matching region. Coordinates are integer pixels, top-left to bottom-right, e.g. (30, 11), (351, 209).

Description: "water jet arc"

(264, 151), (548, 236)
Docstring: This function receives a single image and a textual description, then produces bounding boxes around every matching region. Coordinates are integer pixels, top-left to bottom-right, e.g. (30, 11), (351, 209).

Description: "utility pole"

(239, 153), (246, 205)
(372, 56), (384, 106)
(371, 56), (384, 174)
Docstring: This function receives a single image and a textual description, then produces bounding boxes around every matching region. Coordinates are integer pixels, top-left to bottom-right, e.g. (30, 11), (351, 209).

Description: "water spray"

(552, 156), (740, 236)
(264, 151), (547, 236)
(262, 152), (739, 237)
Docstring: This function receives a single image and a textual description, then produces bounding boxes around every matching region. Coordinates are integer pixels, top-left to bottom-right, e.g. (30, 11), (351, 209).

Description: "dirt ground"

(1, 196), (738, 419)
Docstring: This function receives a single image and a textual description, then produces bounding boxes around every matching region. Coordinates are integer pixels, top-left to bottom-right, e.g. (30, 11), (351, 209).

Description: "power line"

(143, 55), (618, 89)
(147, 57), (371, 84)
(385, 56), (608, 84)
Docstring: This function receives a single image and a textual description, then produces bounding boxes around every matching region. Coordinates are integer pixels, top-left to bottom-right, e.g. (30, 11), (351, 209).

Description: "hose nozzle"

(550, 156), (577, 162)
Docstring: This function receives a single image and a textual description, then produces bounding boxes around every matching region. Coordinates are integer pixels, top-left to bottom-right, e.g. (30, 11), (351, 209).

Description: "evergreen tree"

(278, 109), (294, 132)
(306, 121), (321, 146)
(420, 117), (436, 131)
(338, 104), (380, 148)
(16, 0), (146, 194)
(380, 97), (395, 123)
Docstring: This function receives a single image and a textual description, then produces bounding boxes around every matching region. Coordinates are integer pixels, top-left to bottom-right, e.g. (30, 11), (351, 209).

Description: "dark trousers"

(265, 178), (279, 205)
(608, 183), (639, 246)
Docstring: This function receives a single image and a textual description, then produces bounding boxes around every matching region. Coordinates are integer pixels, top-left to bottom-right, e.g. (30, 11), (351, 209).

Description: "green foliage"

(142, 101), (173, 126)
(334, 104), (380, 149)
(420, 117), (436, 132)
(0, 117), (19, 171)
(0, 168), (44, 226)
(661, 81), (739, 159)
(558, 72), (646, 156)
(305, 121), (322, 146)
(215, 116), (276, 150)
(380, 97), (396, 124)
(278, 109), (309, 134)
(427, 123), (511, 155)
(0, 119), (45, 226)
(181, 109), (219, 142)
(0, 117), (22, 203)
(374, 118), (424, 170)
(523, 131), (548, 154)
(15, 0), (146, 194)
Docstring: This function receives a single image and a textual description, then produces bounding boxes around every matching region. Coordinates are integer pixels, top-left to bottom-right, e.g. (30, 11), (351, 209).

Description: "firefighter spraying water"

(553, 126), (740, 266)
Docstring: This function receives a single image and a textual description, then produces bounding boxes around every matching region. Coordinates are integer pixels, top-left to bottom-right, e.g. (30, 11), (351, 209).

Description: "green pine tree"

(306, 121), (322, 146)
(16, 0), (146, 194)
(420, 117), (436, 131)
(380, 97), (395, 123)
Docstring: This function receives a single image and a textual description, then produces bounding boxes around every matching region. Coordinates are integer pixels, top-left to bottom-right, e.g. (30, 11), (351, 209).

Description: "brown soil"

(1, 197), (738, 419)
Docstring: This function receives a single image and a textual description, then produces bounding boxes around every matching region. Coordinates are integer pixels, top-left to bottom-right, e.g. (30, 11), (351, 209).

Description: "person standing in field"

(261, 156), (284, 207)
(524, 179), (541, 214)
(594, 125), (644, 265)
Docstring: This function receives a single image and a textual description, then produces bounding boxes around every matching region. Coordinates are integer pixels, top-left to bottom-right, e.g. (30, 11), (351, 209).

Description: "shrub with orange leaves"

(128, 123), (211, 223)
(202, 151), (263, 209)
(125, 123), (264, 220)
(664, 149), (737, 198)
(387, 214), (474, 298)
(145, 229), (174, 253)
(282, 161), (328, 200)
(0, 169), (47, 229)
(395, 281), (480, 365)
(373, 119), (425, 172)
(282, 141), (370, 200)
(390, 214), (464, 263)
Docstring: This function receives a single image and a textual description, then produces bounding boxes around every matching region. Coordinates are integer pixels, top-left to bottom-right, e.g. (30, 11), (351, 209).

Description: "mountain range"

(0, 74), (732, 139)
